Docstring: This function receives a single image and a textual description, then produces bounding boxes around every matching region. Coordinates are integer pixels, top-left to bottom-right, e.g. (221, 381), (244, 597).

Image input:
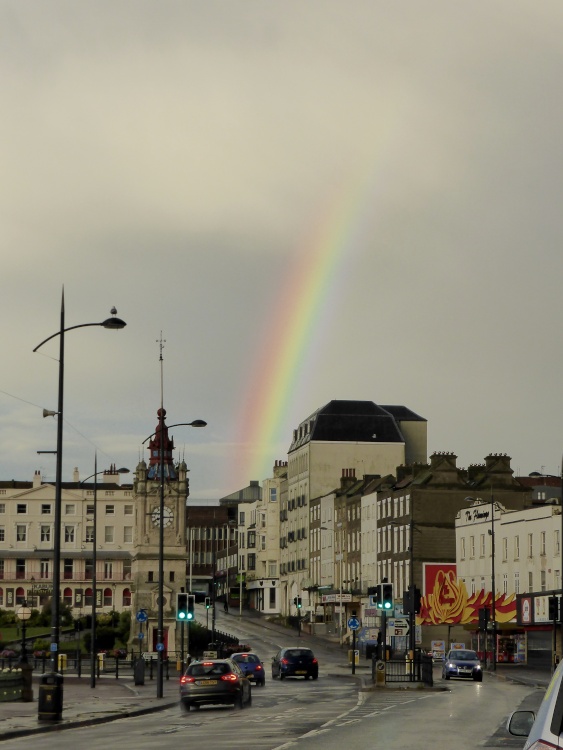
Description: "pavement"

(0, 625), (553, 742)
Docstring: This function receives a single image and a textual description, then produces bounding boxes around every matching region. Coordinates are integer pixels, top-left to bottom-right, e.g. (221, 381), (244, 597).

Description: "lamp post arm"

(33, 319), (126, 353)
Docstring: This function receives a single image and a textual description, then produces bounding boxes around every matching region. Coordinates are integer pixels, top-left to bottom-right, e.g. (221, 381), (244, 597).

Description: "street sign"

(156, 642), (165, 651)
(388, 617), (410, 636)
(138, 632), (144, 640)
(136, 610), (148, 623)
(348, 616), (360, 630)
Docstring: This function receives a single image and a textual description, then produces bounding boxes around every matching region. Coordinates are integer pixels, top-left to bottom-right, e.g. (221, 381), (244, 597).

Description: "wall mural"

(417, 565), (516, 626)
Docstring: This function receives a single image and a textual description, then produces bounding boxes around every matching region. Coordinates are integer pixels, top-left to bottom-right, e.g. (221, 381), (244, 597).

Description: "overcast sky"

(2, 2), (563, 501)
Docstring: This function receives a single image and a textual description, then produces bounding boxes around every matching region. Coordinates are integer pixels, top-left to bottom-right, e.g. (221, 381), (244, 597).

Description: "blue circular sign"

(156, 642), (165, 651)
(348, 616), (360, 630)
(136, 610), (148, 623)
(138, 632), (144, 640)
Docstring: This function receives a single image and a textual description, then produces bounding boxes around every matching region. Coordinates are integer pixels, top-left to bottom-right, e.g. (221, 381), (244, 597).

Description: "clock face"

(151, 506), (174, 528)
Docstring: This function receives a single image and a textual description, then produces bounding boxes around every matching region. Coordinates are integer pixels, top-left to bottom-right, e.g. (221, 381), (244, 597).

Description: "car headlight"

(474, 665), (481, 671)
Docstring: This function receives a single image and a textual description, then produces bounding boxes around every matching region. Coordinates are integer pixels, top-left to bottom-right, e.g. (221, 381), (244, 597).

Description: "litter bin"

(38, 672), (64, 721)
(134, 657), (145, 686)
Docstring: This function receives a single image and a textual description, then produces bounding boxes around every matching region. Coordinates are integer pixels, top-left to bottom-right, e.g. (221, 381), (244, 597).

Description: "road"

(8, 609), (545, 749)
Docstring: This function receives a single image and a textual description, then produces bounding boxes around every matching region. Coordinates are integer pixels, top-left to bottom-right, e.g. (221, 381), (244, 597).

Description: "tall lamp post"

(80, 457), (129, 688)
(465, 495), (496, 670)
(143, 416), (206, 699)
(33, 291), (126, 683)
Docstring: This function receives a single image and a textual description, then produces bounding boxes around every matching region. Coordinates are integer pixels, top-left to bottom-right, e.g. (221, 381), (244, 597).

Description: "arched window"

(122, 588), (132, 607)
(63, 587), (73, 606)
(103, 588), (113, 607)
(85, 587), (93, 606)
(16, 586), (25, 605)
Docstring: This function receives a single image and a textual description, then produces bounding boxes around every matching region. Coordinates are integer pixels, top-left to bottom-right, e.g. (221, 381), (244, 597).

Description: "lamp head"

(101, 308), (127, 330)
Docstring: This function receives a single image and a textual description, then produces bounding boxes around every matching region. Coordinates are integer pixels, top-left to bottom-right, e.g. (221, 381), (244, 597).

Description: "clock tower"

(131, 408), (189, 657)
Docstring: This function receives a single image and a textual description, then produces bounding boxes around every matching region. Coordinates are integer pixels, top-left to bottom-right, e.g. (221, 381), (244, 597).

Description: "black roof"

(289, 400), (425, 451)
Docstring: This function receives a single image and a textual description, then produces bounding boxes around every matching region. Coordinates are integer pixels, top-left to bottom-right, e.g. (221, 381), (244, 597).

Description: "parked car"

(230, 652), (266, 686)
(179, 658), (252, 711)
(441, 649), (483, 681)
(507, 659), (563, 748)
(272, 647), (319, 680)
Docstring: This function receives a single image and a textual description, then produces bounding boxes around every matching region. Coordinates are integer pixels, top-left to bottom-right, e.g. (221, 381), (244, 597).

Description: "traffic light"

(549, 596), (560, 622)
(176, 592), (188, 621)
(478, 607), (490, 631)
(296, 596), (302, 609)
(187, 594), (195, 620)
(205, 596), (211, 609)
(381, 583), (393, 610)
(370, 584), (383, 607)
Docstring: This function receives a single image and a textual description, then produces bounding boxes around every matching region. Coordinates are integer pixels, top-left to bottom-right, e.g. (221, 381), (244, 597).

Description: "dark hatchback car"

(230, 652), (266, 686)
(441, 649), (483, 682)
(272, 647), (319, 680)
(179, 659), (252, 710)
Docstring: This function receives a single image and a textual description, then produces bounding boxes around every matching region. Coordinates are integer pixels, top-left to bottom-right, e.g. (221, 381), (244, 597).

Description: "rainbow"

(231, 163), (384, 489)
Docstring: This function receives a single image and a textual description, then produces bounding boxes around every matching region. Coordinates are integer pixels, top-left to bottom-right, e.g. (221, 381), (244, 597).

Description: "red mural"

(417, 564), (516, 626)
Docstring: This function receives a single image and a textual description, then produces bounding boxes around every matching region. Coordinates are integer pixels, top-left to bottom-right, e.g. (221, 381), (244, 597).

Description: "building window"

(469, 536), (475, 558)
(16, 504), (27, 514)
(124, 504), (133, 515)
(16, 525), (26, 542)
(460, 537), (465, 560)
(123, 526), (133, 543)
(541, 570), (547, 591)
(169, 571), (175, 582)
(86, 504), (95, 515)
(0, 527), (4, 543)
(40, 560), (50, 579)
(514, 572), (520, 594)
(0, 560), (4, 580)
(63, 559), (73, 580)
(268, 561), (277, 577)
(64, 526), (75, 543)
(105, 505), (115, 515)
(503, 574), (508, 594)
(63, 588), (73, 606)
(122, 588), (132, 607)
(103, 587), (113, 606)
(85, 526), (93, 543)
(270, 488), (277, 502)
(40, 525), (51, 543)
(239, 511), (245, 526)
(528, 571), (533, 592)
(64, 504), (75, 515)
(556, 570), (561, 590)
(148, 571), (154, 582)
(105, 527), (114, 543)
(0, 503), (5, 513)
(16, 559), (25, 579)
(104, 562), (113, 579)
(556, 530), (561, 557)
(123, 560), (132, 580)
(502, 537), (507, 562)
(248, 554), (256, 570)
(514, 536), (520, 560)
(540, 531), (546, 556)
(479, 534), (485, 558)
(41, 504), (51, 514)
(85, 560), (93, 580)
(528, 533), (533, 558)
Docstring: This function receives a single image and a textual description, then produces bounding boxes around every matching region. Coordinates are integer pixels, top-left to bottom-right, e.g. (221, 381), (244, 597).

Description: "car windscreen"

(452, 651), (478, 661)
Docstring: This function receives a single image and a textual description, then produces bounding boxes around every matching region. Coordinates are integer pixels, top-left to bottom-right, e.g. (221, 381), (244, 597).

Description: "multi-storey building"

(0, 466), (134, 614)
(281, 399), (427, 616)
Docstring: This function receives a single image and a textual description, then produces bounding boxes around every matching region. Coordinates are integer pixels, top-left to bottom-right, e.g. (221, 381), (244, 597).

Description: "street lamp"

(465, 494), (496, 670)
(33, 291), (126, 683)
(143, 413), (206, 699)
(80, 457), (129, 688)
(16, 602), (32, 664)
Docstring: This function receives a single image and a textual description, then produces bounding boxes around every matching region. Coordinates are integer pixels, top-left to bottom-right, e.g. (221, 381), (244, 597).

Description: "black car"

(272, 647), (319, 680)
(179, 658), (252, 710)
(441, 649), (483, 681)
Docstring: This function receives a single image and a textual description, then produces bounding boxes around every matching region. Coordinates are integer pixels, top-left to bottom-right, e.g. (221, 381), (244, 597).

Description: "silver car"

(507, 659), (563, 748)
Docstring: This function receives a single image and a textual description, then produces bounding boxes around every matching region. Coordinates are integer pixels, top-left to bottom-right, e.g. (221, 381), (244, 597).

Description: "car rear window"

(234, 654), (260, 664)
(188, 662), (230, 676)
(286, 649), (313, 658)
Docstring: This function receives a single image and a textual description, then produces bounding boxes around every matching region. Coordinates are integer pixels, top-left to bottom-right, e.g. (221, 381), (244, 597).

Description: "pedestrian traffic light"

(549, 596), (560, 622)
(205, 596), (211, 609)
(176, 592), (188, 621)
(296, 597), (302, 609)
(382, 583), (393, 610)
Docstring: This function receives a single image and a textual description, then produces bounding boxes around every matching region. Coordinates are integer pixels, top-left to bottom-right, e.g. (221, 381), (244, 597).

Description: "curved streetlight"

(142, 416), (206, 699)
(33, 290), (126, 693)
(80, 457), (129, 688)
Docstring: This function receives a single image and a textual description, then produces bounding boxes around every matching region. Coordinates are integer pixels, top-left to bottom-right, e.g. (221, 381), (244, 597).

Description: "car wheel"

(272, 670), (277, 679)
(259, 679), (265, 687)
(312, 674), (318, 681)
(304, 674), (309, 680)
(235, 693), (244, 710)
(445, 673), (450, 680)
(474, 674), (483, 682)
(181, 701), (191, 713)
